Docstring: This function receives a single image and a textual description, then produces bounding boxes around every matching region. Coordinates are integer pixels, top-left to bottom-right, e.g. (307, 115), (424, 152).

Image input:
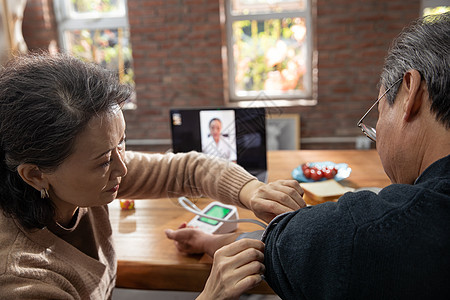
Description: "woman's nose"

(111, 148), (128, 178)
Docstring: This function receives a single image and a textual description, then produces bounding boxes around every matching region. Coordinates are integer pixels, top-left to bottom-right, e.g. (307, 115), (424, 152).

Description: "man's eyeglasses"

(357, 78), (402, 142)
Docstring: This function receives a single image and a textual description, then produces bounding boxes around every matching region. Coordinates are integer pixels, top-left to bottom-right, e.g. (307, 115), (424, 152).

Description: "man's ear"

(402, 69), (426, 122)
(16, 164), (48, 192)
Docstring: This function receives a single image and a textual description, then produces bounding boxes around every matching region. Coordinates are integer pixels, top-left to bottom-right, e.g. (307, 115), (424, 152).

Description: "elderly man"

(166, 12), (450, 299)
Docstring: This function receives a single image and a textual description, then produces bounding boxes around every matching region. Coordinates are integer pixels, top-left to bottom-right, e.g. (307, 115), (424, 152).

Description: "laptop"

(169, 107), (268, 182)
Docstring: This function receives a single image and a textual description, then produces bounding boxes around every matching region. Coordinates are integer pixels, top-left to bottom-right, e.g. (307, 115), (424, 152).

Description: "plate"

(292, 161), (351, 182)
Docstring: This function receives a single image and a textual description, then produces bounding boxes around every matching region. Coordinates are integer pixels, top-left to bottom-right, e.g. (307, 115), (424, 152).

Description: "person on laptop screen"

(201, 111), (237, 162)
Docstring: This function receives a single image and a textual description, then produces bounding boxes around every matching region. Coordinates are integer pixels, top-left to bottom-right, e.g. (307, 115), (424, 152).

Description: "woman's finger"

(259, 180), (305, 209)
(203, 239), (265, 299)
(267, 180), (304, 201)
(215, 238), (264, 259)
(234, 273), (265, 295)
(235, 259), (265, 276)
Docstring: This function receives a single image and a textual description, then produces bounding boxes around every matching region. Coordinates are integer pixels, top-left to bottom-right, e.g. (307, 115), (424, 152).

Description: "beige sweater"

(0, 151), (255, 299)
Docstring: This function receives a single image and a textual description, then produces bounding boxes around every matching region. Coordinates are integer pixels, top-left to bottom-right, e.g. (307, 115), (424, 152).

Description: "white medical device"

(178, 197), (267, 234)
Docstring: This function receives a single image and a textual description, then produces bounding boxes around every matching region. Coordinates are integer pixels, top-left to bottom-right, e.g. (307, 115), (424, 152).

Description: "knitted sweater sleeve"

(0, 275), (77, 300)
(117, 151), (256, 206)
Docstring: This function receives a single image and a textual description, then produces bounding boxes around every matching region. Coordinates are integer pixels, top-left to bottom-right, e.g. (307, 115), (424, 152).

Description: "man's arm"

(165, 222), (240, 257)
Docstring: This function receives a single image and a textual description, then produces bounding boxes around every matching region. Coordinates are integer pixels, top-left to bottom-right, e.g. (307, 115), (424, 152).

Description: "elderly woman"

(0, 53), (304, 299)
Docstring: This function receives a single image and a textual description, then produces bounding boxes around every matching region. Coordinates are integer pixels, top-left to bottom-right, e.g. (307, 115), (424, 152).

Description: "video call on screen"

(170, 108), (267, 171)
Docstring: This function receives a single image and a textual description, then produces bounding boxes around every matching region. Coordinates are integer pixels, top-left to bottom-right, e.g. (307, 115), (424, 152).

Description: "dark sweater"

(262, 155), (450, 300)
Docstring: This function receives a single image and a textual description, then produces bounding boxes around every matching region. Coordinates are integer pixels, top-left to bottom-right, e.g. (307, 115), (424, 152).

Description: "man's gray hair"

(380, 12), (450, 128)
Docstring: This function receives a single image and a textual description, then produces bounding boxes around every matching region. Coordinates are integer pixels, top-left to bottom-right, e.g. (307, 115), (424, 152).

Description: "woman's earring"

(40, 188), (49, 199)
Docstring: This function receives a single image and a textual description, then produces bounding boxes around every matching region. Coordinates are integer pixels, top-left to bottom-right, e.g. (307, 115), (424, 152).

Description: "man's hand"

(239, 179), (306, 223)
(196, 239), (265, 300)
(165, 223), (239, 257)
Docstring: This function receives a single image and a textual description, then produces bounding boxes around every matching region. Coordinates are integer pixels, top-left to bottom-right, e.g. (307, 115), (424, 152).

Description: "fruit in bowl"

(292, 161), (351, 182)
(301, 163), (338, 181)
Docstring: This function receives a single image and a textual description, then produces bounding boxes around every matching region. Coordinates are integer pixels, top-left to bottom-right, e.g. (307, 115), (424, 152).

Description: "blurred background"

(1, 1), (448, 298)
(2, 0), (448, 152)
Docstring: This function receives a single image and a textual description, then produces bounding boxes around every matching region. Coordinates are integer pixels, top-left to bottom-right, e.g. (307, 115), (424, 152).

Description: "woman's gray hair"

(380, 12), (450, 128)
(0, 52), (133, 228)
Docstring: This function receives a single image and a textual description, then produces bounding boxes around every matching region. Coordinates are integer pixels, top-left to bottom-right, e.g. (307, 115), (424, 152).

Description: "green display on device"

(199, 205), (232, 226)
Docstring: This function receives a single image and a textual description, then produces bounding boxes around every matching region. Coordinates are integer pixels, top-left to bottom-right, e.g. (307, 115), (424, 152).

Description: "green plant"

(233, 17), (307, 93)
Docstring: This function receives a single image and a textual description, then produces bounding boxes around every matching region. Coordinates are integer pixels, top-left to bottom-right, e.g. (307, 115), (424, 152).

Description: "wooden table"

(110, 150), (391, 293)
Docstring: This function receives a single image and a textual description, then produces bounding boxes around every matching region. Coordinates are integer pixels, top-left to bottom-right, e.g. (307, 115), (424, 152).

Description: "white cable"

(178, 197), (267, 229)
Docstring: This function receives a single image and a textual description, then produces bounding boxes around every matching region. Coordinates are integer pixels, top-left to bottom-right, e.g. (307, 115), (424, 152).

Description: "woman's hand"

(196, 239), (265, 300)
(165, 223), (239, 257)
(239, 179), (306, 223)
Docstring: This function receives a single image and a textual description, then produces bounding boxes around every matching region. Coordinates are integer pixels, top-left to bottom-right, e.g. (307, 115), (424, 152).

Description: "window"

(54, 0), (135, 108)
(421, 0), (450, 16)
(224, 0), (316, 106)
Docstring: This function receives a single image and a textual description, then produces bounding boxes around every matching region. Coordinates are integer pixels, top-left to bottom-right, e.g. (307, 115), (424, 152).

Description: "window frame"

(421, 0), (450, 15)
(224, 0), (317, 107)
(54, 0), (129, 45)
(53, 0), (136, 109)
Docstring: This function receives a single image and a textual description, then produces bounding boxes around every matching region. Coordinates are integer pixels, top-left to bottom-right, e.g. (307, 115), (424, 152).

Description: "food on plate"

(292, 161), (351, 183)
(301, 163), (338, 181)
(300, 179), (355, 203)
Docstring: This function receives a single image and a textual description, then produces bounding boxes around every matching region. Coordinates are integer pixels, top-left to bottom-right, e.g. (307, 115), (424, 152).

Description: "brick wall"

(301, 0), (420, 148)
(124, 0), (226, 143)
(22, 0), (421, 150)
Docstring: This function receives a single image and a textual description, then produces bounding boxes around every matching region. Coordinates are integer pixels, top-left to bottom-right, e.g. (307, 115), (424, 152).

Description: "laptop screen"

(170, 107), (267, 182)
